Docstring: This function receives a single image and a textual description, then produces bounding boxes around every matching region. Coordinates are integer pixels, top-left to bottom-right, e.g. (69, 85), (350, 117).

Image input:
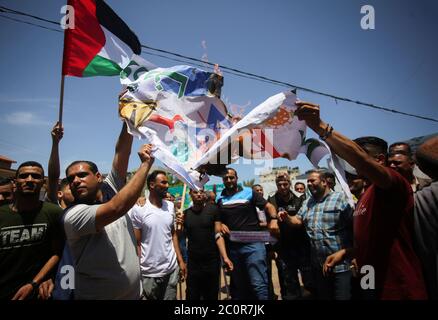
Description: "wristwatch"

(29, 280), (39, 291)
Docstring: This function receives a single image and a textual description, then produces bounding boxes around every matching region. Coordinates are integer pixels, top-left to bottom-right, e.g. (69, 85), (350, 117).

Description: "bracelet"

(270, 216), (278, 220)
(320, 124), (333, 141)
(215, 232), (223, 240)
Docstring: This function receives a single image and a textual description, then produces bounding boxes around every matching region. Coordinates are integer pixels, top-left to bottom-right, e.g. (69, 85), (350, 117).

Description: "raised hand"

(295, 101), (322, 132)
(138, 144), (155, 165)
(51, 121), (64, 143)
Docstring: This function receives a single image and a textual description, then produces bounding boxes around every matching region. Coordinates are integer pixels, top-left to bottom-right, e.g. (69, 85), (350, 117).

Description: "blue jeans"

(229, 242), (268, 300)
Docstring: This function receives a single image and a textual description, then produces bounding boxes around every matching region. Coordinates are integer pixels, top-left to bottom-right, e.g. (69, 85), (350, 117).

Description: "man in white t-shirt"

(129, 170), (187, 300)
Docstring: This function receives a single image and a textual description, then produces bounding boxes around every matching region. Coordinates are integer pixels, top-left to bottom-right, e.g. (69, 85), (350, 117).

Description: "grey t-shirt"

(414, 181), (438, 299)
(63, 170), (141, 300)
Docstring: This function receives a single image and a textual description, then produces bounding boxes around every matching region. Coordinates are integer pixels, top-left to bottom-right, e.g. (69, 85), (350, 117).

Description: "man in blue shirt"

(284, 169), (353, 300)
(216, 168), (278, 300)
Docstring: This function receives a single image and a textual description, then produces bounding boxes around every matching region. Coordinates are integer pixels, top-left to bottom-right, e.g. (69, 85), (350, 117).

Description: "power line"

(0, 5), (437, 123)
(0, 13), (61, 33)
(0, 6), (59, 26)
(141, 44), (438, 123)
(141, 49), (289, 88)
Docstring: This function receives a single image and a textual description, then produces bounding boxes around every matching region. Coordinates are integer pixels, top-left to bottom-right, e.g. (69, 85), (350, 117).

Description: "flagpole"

(177, 184), (188, 231)
(59, 10), (68, 126)
(58, 75), (65, 125)
(180, 184), (187, 210)
(177, 183), (187, 300)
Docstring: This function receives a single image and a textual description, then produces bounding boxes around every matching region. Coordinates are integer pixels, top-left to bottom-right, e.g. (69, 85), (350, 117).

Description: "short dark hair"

(389, 142), (412, 156)
(59, 177), (70, 191)
(16, 161), (44, 178)
(65, 161), (98, 176)
(0, 177), (13, 186)
(275, 172), (290, 183)
(294, 181), (305, 188)
(354, 136), (388, 158)
(323, 171), (335, 180)
(323, 171), (336, 189)
(147, 170), (167, 189)
(223, 167), (238, 178)
(307, 169), (326, 180)
(252, 184), (262, 189)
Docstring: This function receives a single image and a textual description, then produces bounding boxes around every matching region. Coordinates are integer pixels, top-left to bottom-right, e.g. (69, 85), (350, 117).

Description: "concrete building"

(259, 166), (300, 184)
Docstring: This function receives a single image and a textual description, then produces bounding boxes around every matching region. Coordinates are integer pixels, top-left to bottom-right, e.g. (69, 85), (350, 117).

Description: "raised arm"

(95, 144), (153, 231)
(112, 122), (134, 183)
(295, 101), (392, 189)
(47, 122), (63, 203)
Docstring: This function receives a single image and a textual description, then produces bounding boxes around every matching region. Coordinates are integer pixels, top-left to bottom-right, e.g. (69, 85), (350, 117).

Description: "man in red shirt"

(295, 101), (427, 300)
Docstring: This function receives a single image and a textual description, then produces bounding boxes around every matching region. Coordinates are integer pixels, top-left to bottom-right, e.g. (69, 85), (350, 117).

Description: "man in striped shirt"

(216, 168), (278, 300)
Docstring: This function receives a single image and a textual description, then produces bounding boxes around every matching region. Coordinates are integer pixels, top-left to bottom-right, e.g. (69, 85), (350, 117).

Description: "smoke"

(201, 40), (209, 67)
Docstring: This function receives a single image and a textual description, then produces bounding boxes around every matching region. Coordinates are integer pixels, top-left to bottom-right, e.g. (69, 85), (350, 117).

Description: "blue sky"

(0, 0), (437, 185)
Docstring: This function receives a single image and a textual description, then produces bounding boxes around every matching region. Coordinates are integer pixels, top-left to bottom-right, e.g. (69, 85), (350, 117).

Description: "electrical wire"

(0, 13), (61, 33)
(0, 5), (436, 123)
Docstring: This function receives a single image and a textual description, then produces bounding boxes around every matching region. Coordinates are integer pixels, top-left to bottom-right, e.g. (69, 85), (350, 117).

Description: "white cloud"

(0, 96), (73, 111)
(5, 112), (50, 126)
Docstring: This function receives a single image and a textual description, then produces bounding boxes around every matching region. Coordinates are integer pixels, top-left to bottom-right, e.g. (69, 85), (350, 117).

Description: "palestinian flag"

(62, 0), (141, 77)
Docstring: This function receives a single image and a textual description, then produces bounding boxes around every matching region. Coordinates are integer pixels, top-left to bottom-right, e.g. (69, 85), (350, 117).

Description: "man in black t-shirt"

(179, 189), (232, 300)
(0, 161), (64, 300)
(267, 172), (311, 300)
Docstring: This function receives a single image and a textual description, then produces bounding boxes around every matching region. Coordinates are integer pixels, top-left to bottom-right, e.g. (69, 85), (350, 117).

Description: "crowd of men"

(0, 101), (437, 300)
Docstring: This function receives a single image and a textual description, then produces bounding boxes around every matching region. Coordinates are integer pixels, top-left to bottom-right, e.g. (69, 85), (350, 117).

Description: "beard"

(309, 186), (323, 198)
(157, 189), (169, 199)
(18, 187), (40, 197)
